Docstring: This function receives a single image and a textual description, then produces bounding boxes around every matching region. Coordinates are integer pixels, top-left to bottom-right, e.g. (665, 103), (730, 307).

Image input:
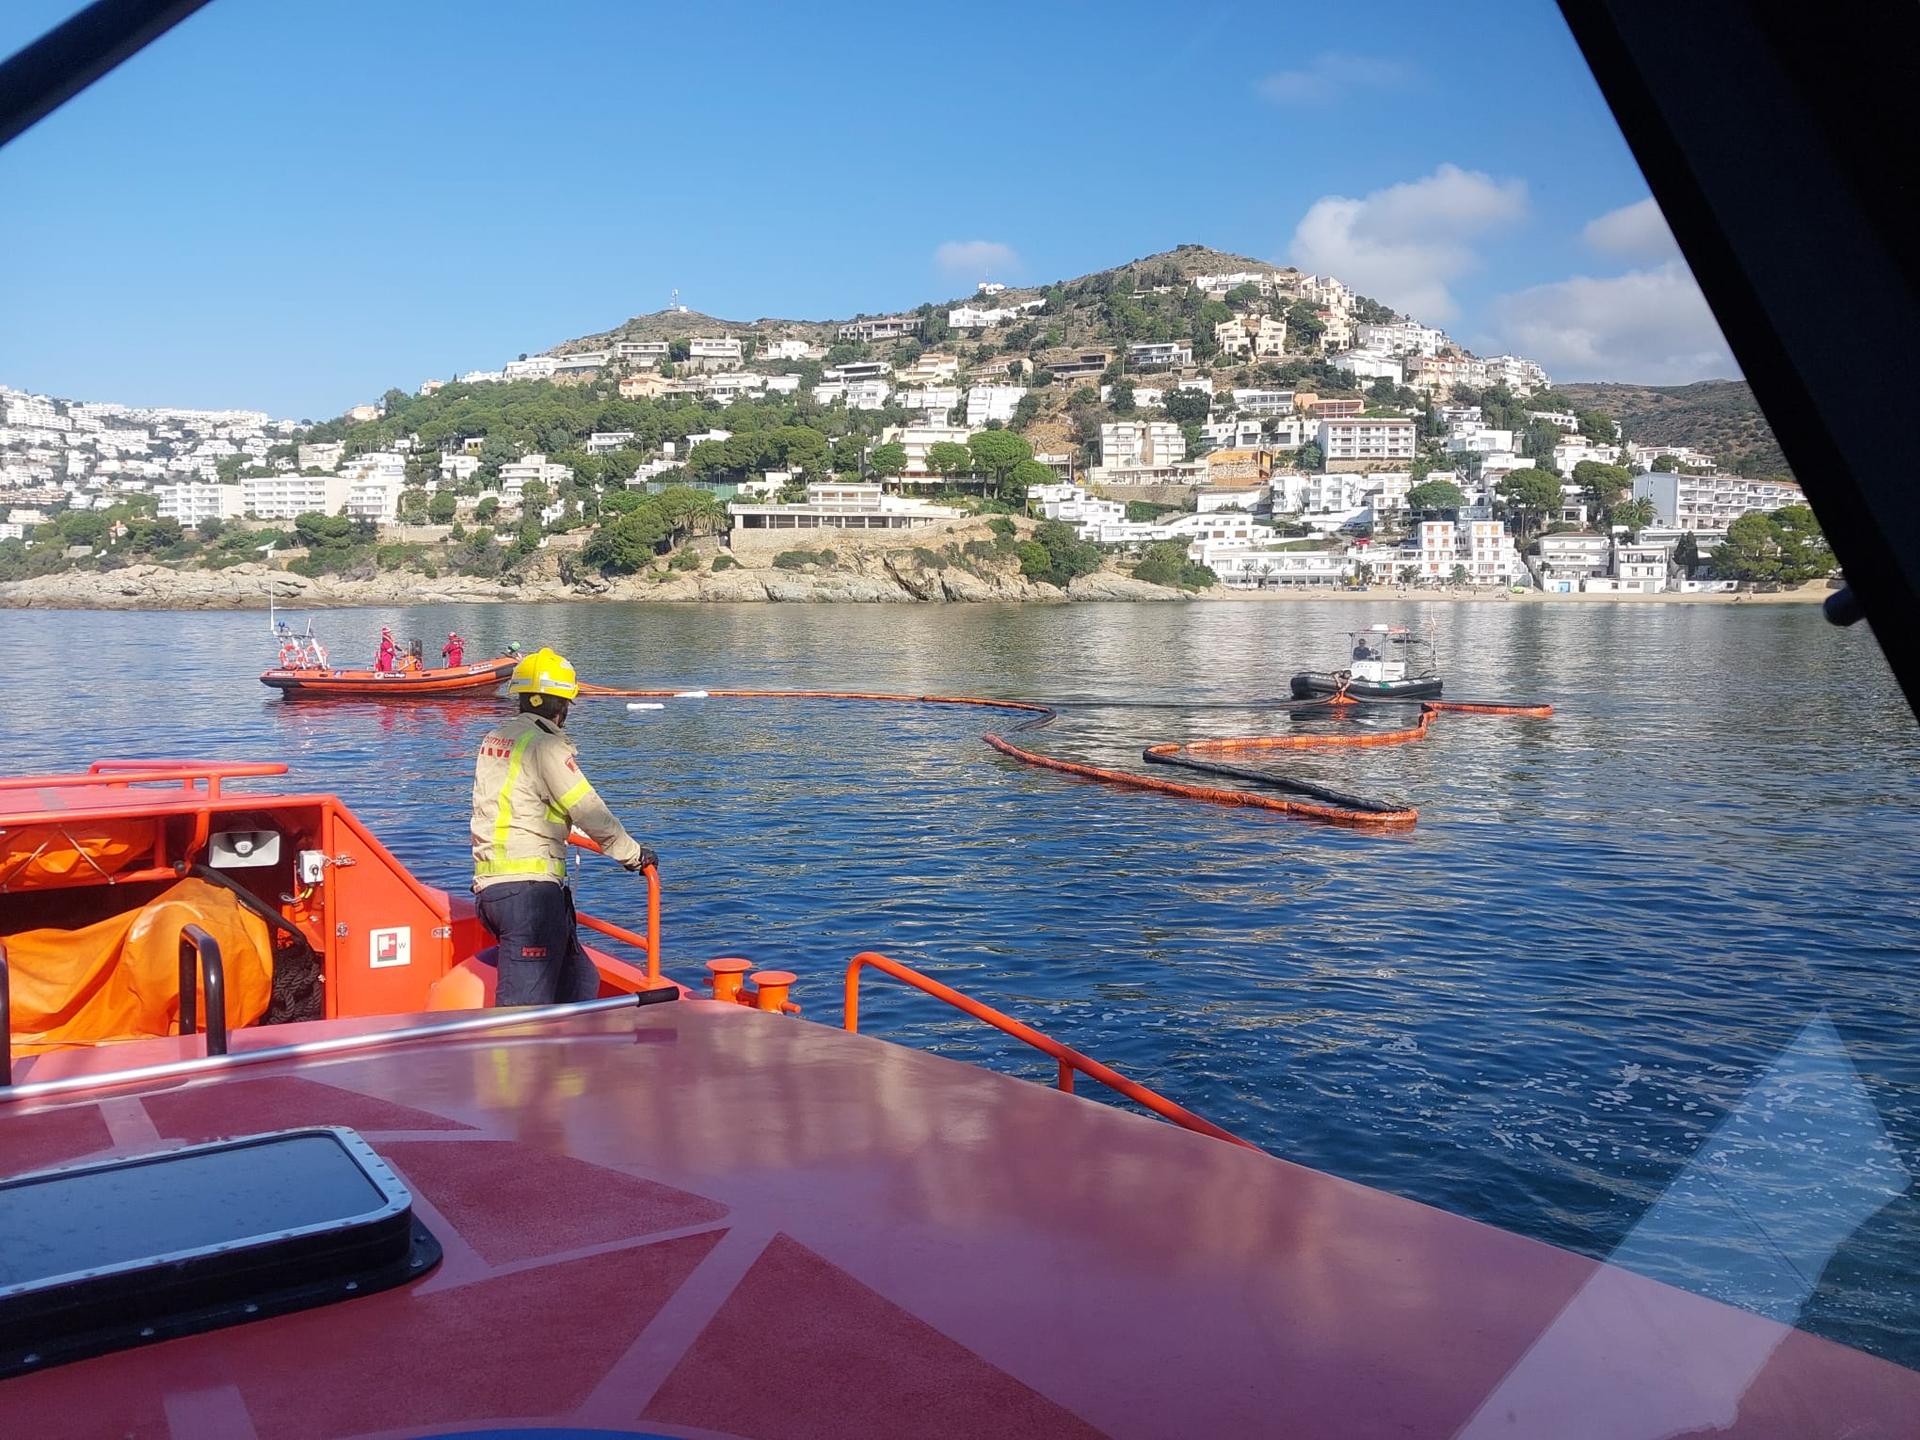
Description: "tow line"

(577, 685), (1551, 831)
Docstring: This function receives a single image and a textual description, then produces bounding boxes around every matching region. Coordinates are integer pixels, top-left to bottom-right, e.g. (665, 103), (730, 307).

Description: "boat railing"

(177, 924), (229, 1058)
(0, 760), (289, 801)
(0, 939), (11, 1086)
(567, 833), (666, 990)
(841, 950), (1257, 1150)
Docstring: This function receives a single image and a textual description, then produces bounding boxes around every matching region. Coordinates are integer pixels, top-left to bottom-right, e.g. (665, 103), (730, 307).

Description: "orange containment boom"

(576, 685), (1552, 830)
(843, 950), (1257, 1150)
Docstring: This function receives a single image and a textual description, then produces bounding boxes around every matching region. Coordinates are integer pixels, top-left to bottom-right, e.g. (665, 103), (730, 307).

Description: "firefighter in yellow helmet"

(470, 647), (655, 1005)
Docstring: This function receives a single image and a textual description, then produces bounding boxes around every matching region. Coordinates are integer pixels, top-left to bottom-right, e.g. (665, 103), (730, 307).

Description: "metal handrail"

(177, 924), (227, 1057)
(0, 994), (648, 1105)
(842, 951), (1257, 1150)
(567, 833), (663, 988)
(0, 939), (10, 1087)
(0, 760), (287, 799)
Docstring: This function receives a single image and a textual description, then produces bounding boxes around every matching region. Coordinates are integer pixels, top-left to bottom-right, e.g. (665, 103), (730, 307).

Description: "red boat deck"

(2, 1000), (1914, 1439)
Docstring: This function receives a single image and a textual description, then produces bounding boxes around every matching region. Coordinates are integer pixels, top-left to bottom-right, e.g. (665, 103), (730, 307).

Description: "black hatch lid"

(0, 1125), (439, 1377)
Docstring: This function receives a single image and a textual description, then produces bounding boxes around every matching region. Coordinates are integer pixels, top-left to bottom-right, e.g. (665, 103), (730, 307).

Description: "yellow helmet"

(508, 647), (580, 700)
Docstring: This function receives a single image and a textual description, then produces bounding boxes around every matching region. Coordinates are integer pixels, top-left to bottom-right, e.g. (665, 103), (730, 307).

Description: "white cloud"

(1490, 262), (1736, 383)
(1582, 197), (1679, 265)
(1258, 53), (1413, 104)
(1288, 164), (1527, 321)
(934, 240), (1019, 281)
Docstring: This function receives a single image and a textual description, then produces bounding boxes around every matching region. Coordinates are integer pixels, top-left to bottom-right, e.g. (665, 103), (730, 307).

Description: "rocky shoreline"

(0, 555), (1191, 610)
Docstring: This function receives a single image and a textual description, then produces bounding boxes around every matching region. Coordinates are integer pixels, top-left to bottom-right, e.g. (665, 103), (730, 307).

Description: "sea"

(6, 598), (1919, 1367)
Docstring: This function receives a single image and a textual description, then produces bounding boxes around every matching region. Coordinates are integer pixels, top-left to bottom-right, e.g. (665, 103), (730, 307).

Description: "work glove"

(623, 846), (659, 873)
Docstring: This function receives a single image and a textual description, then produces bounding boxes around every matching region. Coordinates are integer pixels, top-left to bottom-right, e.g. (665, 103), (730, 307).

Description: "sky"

(0, 0), (1738, 418)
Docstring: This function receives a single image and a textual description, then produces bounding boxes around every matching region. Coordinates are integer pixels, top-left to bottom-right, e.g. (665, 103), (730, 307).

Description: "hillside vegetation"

(1557, 380), (1788, 477)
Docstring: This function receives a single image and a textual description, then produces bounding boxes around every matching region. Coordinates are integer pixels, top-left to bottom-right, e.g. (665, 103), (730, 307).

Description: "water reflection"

(2, 599), (1916, 1363)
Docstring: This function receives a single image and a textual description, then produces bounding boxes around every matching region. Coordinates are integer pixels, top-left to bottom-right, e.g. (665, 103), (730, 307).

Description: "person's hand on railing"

(622, 846), (658, 874)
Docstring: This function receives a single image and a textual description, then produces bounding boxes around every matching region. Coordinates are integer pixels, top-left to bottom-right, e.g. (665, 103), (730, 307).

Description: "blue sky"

(0, 0), (1735, 418)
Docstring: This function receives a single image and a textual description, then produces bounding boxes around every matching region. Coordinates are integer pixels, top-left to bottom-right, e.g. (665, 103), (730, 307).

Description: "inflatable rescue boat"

(259, 654), (518, 698)
(1290, 623), (1444, 700)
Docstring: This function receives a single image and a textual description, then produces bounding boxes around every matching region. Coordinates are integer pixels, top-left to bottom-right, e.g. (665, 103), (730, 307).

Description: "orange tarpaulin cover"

(5, 877), (273, 1053)
(0, 819), (157, 888)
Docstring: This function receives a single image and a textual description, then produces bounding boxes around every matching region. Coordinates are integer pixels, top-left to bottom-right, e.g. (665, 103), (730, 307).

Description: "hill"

(1557, 379), (1789, 477)
(553, 244), (1365, 358)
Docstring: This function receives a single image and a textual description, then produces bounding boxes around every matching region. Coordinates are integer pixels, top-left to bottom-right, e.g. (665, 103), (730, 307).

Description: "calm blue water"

(5, 599), (1918, 1366)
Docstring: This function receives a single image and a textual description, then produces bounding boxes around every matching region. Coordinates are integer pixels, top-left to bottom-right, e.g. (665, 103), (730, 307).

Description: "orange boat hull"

(259, 655), (517, 698)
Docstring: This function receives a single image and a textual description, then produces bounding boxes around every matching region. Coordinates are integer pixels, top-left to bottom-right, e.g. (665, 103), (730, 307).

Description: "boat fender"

(626, 702), (665, 712)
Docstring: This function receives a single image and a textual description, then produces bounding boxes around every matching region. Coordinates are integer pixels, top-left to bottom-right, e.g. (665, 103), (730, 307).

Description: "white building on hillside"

(688, 336), (743, 371)
(1126, 341), (1192, 370)
(242, 472), (351, 520)
(1632, 472), (1803, 532)
(1318, 417), (1416, 463)
(728, 482), (960, 534)
(965, 385), (1028, 427)
(1355, 321), (1447, 356)
(504, 356), (559, 381)
(499, 453), (574, 502)
(158, 481), (244, 526)
(1100, 421), (1185, 469)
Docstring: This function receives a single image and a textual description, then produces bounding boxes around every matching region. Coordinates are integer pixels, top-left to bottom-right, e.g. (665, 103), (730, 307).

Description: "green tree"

(293, 511), (356, 548)
(1651, 453), (1679, 472)
(1294, 442), (1324, 471)
(925, 440), (972, 479)
(195, 515), (226, 542)
(397, 489), (430, 522)
(1405, 479), (1466, 513)
(1770, 504), (1833, 583)
(1109, 380), (1137, 416)
(1495, 468), (1564, 538)
(1673, 531), (1700, 574)
(475, 496), (500, 522)
(868, 441), (908, 477)
(1571, 460), (1632, 519)
(428, 491), (458, 523)
(1713, 511), (1780, 582)
(1132, 540), (1217, 590)
(1612, 496), (1656, 535)
(968, 429), (1033, 483)
(583, 502), (672, 573)
(1163, 389), (1210, 426)
(667, 338), (691, 363)
(1003, 457), (1052, 507)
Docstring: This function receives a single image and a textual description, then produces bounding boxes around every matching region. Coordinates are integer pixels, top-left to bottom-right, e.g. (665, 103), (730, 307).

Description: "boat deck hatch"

(0, 1125), (439, 1377)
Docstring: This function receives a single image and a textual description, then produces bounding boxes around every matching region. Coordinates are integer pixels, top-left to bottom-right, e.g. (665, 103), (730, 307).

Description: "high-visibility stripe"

(475, 856), (568, 878)
(486, 730), (536, 867)
(557, 778), (593, 810)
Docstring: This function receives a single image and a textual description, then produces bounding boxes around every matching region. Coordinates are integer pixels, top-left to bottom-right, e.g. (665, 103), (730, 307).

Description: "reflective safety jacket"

(470, 713), (644, 889)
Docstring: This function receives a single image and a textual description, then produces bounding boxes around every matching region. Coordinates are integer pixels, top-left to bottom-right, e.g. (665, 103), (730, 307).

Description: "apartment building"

(1317, 417), (1416, 463)
(1355, 321), (1447, 356)
(242, 472), (351, 520)
(499, 453), (574, 502)
(965, 385), (1028, 427)
(615, 340), (670, 364)
(688, 337), (743, 371)
(503, 356), (559, 381)
(837, 315), (922, 342)
(1126, 341), (1193, 370)
(894, 353), (960, 386)
(1100, 421), (1186, 469)
(1632, 472), (1804, 532)
(158, 481), (245, 526)
(296, 441), (343, 472)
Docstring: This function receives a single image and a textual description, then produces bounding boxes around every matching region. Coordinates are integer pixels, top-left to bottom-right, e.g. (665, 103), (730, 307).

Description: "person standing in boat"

(375, 626), (397, 673)
(469, 647), (657, 1006)
(442, 631), (465, 668)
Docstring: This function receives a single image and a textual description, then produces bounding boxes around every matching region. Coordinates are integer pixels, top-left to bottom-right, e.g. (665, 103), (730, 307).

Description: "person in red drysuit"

(442, 632), (465, 667)
(375, 626), (397, 673)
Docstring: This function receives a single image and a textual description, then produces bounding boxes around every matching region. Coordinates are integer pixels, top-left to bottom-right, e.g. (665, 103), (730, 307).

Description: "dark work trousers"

(476, 880), (600, 1006)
